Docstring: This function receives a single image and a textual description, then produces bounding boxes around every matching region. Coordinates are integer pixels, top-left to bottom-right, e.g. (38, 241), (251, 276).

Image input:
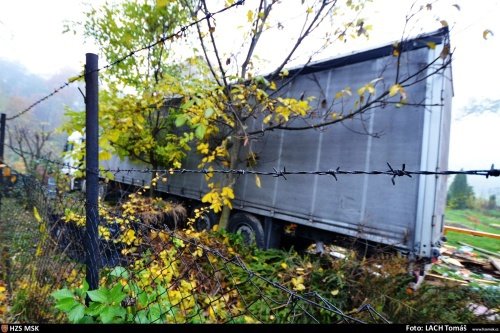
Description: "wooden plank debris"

(458, 241), (500, 258)
(444, 225), (500, 240)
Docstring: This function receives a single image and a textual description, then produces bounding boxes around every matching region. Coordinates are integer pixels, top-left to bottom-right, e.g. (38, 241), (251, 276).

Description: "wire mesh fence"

(0, 167), (393, 324)
(0, 173), (86, 322)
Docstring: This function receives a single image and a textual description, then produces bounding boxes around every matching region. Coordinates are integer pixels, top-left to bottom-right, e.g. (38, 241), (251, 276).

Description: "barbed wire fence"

(1, 145), (499, 323)
(0, 160), (397, 323)
(5, 145), (500, 184)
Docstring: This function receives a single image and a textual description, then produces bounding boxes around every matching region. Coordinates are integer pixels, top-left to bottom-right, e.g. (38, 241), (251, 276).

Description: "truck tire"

(193, 207), (218, 232)
(228, 213), (265, 248)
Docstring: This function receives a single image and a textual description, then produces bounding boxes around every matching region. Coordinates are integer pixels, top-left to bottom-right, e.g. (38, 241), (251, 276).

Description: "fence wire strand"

(6, 145), (500, 184)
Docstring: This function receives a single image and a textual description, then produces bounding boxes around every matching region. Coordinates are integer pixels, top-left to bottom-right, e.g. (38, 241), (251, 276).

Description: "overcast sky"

(0, 0), (499, 196)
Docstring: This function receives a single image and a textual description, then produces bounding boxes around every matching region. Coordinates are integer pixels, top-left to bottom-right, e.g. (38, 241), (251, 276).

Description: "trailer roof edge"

(283, 27), (450, 77)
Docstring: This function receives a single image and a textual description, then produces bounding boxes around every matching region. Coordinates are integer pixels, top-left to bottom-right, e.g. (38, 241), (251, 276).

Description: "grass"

(445, 208), (500, 254)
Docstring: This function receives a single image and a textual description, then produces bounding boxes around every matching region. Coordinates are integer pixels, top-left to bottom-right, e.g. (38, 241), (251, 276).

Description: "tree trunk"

(218, 137), (242, 229)
(150, 162), (158, 198)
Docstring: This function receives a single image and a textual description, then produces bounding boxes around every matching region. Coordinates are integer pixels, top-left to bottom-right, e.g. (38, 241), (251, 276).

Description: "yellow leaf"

(156, 0), (170, 6)
(331, 289), (339, 296)
(280, 262), (288, 269)
(33, 207), (42, 223)
(201, 192), (213, 203)
(263, 114), (272, 124)
(269, 81), (277, 90)
(291, 276), (304, 288)
(426, 41), (436, 49)
(389, 84), (402, 97)
(99, 150), (112, 160)
(222, 186), (235, 199)
(279, 69), (289, 77)
(366, 84), (375, 94)
(483, 29), (494, 40)
(255, 175), (261, 188)
(392, 43), (400, 57)
(293, 282), (306, 291)
(247, 10), (253, 22)
(306, 7), (313, 14)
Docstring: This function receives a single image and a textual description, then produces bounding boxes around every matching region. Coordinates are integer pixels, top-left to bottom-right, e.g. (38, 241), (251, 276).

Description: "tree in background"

(447, 173), (475, 209)
(487, 194), (497, 210)
(0, 59), (81, 173)
(8, 124), (54, 179)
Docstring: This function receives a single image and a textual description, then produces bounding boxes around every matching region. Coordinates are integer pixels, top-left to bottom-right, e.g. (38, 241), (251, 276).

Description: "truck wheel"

(193, 208), (218, 232)
(228, 213), (265, 248)
(98, 182), (108, 199)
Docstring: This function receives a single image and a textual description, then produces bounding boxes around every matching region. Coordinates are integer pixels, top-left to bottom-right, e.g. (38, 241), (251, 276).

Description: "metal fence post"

(85, 53), (99, 293)
(0, 113), (5, 222)
(0, 113), (8, 295)
(0, 113), (5, 161)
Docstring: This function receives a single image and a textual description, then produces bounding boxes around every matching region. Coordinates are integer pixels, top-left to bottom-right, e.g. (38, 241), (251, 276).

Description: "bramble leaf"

(51, 289), (75, 301)
(87, 288), (109, 303)
(67, 304), (86, 323)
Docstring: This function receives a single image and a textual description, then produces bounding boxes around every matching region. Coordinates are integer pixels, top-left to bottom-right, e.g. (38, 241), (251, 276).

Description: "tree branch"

(190, 4), (223, 86)
(240, 0), (275, 79)
(249, 56), (451, 135)
(268, 0), (336, 80)
(201, 0), (229, 89)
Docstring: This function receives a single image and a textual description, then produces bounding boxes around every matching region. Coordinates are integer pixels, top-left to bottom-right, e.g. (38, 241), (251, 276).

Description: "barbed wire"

(6, 0), (245, 121)
(6, 77), (83, 121)
(100, 163), (500, 186)
(7, 144), (499, 186)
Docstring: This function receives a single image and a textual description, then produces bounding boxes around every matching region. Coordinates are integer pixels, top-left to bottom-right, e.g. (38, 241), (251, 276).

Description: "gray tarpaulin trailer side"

(102, 28), (452, 258)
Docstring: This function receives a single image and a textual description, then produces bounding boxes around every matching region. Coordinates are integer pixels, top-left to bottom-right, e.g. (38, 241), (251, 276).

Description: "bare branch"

(184, 0), (223, 86)
(201, 0), (229, 89)
(249, 56), (451, 135)
(268, 0), (337, 80)
(241, 0), (276, 79)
